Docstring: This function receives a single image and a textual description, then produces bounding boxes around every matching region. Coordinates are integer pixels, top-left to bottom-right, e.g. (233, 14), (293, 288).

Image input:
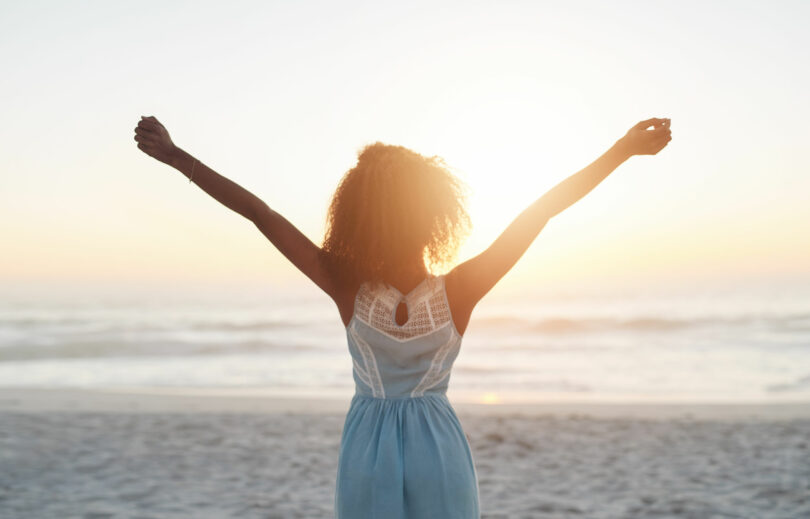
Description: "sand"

(1, 389), (809, 518)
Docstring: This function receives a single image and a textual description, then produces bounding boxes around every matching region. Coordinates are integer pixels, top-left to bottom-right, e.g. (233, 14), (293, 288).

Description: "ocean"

(2, 280), (809, 404)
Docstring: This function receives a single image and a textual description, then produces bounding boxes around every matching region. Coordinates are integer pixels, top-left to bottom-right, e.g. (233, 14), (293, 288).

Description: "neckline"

(384, 275), (435, 301)
(385, 276), (435, 329)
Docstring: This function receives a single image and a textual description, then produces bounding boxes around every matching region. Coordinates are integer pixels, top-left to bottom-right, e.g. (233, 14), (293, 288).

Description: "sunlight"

(433, 115), (576, 266)
(480, 392), (501, 405)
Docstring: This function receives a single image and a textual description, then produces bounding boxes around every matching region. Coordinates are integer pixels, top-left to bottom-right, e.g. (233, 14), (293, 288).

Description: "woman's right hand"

(134, 115), (178, 166)
(617, 117), (672, 157)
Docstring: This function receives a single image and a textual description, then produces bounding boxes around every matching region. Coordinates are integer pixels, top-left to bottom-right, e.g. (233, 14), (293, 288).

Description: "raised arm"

(133, 116), (336, 297)
(446, 118), (672, 334)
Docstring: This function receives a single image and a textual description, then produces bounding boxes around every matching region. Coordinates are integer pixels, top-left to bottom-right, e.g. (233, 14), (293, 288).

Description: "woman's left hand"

(134, 115), (178, 166)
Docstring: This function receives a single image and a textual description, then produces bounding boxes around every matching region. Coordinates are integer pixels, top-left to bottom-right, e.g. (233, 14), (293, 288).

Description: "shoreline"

(2, 387), (809, 420)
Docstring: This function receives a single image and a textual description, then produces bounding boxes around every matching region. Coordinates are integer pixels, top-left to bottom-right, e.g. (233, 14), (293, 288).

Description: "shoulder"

(334, 276), (365, 327)
(442, 269), (474, 336)
(443, 268), (464, 304)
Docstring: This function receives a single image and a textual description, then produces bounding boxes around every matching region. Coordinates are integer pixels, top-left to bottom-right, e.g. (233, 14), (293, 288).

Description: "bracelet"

(189, 158), (197, 183)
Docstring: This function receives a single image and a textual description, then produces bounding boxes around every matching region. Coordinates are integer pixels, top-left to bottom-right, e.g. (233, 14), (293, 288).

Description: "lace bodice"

(345, 275), (462, 399)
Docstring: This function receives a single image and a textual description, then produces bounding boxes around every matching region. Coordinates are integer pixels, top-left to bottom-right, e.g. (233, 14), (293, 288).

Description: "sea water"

(1, 280), (809, 404)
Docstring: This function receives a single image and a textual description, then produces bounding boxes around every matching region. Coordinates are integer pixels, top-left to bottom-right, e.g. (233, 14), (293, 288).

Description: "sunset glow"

(480, 393), (501, 405)
(1, 2), (808, 297)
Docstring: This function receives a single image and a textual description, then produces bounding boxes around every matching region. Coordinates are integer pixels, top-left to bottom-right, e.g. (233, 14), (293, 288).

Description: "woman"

(134, 115), (671, 518)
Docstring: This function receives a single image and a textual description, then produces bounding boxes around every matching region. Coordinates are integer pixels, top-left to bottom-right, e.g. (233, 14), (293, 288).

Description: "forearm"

(535, 140), (631, 220)
(479, 140), (631, 270)
(170, 147), (262, 221)
(450, 117), (669, 308)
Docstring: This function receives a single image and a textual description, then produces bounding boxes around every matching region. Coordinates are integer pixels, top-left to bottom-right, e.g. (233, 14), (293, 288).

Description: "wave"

(474, 313), (810, 334)
(5, 310), (810, 334)
(0, 337), (328, 362)
(3, 310), (810, 362)
(189, 319), (315, 331)
(0, 317), (315, 332)
(766, 374), (810, 393)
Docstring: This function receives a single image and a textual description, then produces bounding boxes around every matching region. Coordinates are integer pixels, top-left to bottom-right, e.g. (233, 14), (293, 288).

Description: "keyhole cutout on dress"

(395, 301), (409, 326)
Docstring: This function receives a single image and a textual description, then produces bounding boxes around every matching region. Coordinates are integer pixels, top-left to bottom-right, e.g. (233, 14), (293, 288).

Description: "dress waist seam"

(352, 392), (448, 402)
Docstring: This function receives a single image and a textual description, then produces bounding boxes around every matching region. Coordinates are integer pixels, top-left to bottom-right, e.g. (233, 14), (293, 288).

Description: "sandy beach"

(1, 389), (808, 518)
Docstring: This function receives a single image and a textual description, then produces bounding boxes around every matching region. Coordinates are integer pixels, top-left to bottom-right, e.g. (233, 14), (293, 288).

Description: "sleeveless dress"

(335, 274), (480, 518)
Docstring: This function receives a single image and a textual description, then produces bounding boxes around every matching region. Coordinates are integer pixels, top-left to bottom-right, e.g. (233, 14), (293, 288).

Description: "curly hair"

(322, 142), (470, 286)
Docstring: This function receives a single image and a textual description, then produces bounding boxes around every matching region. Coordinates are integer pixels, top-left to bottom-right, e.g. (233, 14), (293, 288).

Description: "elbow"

(530, 201), (554, 223)
(247, 199), (269, 223)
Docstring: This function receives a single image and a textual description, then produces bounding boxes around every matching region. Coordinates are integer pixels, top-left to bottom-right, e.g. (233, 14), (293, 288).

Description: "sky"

(2, 1), (809, 298)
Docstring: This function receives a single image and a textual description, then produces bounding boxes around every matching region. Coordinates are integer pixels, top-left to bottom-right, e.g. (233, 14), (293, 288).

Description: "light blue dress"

(335, 275), (480, 518)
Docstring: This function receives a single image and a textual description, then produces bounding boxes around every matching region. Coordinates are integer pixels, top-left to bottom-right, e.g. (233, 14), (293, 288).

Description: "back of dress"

(336, 275), (480, 519)
(346, 274), (461, 398)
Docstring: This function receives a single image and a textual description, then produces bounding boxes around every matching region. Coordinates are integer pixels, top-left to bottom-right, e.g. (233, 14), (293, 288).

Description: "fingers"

(134, 115), (163, 145)
(651, 139), (671, 154)
(653, 134), (672, 150)
(137, 115), (163, 133)
(137, 119), (159, 132)
(135, 137), (154, 149)
(134, 115), (172, 160)
(136, 124), (156, 136)
(134, 123), (160, 150)
(648, 129), (673, 154)
(633, 117), (670, 131)
(647, 119), (671, 139)
(633, 118), (660, 130)
(134, 127), (157, 143)
(652, 125), (671, 139)
(136, 140), (160, 158)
